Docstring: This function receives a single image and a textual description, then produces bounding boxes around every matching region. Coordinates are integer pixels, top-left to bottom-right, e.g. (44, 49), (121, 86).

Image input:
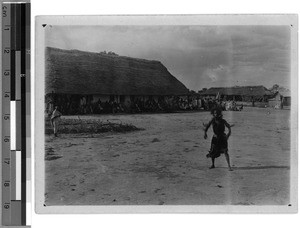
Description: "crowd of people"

(46, 95), (203, 115)
(45, 94), (244, 116)
(201, 97), (243, 112)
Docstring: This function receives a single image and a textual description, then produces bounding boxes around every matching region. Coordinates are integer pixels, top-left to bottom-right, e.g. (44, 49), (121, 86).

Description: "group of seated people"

(224, 100), (244, 111)
(201, 98), (244, 112)
(46, 95), (244, 116)
(92, 98), (198, 114)
(46, 96), (204, 115)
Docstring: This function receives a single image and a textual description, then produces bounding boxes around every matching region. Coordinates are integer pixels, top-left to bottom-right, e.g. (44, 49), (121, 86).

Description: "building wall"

(283, 97), (291, 106)
(123, 95), (131, 104)
(152, 96), (159, 102)
(268, 93), (282, 108)
(93, 95), (110, 102)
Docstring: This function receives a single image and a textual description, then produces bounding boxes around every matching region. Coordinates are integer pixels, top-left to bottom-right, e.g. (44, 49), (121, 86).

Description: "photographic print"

(35, 15), (297, 213)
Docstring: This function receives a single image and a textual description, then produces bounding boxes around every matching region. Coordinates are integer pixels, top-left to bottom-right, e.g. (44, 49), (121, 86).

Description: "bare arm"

(203, 119), (212, 139)
(224, 120), (231, 139)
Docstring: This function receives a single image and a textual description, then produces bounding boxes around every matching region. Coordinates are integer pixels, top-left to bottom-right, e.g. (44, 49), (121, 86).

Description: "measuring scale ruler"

(1, 0), (30, 226)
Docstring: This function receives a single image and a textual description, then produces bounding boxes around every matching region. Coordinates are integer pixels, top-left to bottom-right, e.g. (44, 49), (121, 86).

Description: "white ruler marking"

(16, 150), (21, 200)
(10, 101), (16, 150)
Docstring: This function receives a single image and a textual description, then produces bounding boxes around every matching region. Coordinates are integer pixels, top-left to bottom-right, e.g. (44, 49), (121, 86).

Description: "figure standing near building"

(51, 106), (62, 137)
(204, 107), (233, 171)
(46, 97), (54, 115)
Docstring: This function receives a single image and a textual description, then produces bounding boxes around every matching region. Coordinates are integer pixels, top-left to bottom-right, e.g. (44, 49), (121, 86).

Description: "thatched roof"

(279, 91), (291, 97)
(200, 86), (273, 97)
(45, 47), (189, 96)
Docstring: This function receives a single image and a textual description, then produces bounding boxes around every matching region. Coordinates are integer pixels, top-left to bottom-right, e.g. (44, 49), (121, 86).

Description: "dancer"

(204, 107), (233, 171)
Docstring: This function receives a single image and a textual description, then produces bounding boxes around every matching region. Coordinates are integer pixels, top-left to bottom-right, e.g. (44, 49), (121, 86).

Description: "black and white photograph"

(35, 15), (297, 213)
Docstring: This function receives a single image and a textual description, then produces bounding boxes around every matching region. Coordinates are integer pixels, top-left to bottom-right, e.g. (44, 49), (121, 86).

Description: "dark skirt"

(207, 133), (228, 159)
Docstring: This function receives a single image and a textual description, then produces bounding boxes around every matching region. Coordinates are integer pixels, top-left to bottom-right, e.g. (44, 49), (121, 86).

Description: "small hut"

(45, 47), (189, 114)
(281, 91), (291, 107)
(268, 91), (291, 109)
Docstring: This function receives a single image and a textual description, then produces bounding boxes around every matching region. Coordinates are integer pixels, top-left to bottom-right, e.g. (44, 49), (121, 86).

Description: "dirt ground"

(44, 107), (290, 206)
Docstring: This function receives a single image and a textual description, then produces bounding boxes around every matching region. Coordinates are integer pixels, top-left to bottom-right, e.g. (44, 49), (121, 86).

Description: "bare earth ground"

(44, 107), (290, 206)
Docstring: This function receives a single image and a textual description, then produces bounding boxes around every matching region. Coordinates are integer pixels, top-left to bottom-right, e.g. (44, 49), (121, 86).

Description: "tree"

(270, 84), (280, 92)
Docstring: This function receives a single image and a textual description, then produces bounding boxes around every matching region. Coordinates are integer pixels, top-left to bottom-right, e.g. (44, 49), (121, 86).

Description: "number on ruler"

(3, 136), (10, 143)
(4, 203), (10, 210)
(3, 48), (10, 54)
(4, 92), (10, 98)
(4, 158), (10, 165)
(2, 6), (7, 18)
(3, 70), (10, 76)
(3, 114), (9, 120)
(4, 181), (10, 187)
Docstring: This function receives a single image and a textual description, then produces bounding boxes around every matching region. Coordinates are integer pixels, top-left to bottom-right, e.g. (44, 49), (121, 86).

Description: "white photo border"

(35, 15), (298, 214)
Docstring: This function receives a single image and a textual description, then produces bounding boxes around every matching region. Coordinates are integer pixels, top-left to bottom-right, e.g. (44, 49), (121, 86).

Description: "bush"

(45, 117), (143, 135)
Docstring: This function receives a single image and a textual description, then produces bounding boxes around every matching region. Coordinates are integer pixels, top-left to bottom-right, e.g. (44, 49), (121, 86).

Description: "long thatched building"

(200, 86), (273, 103)
(45, 47), (189, 114)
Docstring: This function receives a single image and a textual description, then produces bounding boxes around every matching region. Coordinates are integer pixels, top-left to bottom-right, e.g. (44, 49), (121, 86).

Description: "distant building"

(280, 91), (291, 107)
(199, 86), (273, 107)
(268, 91), (291, 109)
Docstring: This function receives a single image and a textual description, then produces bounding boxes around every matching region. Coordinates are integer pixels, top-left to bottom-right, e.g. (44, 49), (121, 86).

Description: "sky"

(45, 25), (291, 91)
